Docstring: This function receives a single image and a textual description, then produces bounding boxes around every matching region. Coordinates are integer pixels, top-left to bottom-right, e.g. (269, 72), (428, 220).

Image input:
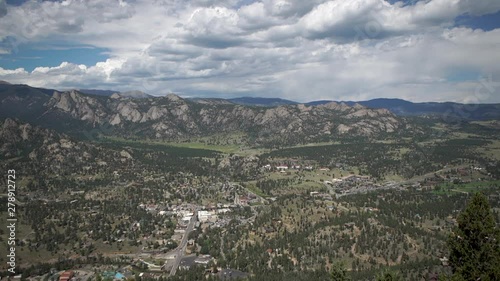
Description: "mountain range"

(202, 97), (500, 120)
(79, 88), (151, 99)
(0, 82), (412, 146)
(3, 81), (496, 120)
(1, 82), (499, 147)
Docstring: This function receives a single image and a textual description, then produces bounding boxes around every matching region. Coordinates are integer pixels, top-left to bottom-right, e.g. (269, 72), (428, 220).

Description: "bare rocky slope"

(0, 118), (129, 163)
(45, 90), (408, 144)
(0, 118), (144, 181)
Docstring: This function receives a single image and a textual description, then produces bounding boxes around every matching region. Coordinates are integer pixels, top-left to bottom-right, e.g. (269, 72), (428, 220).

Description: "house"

(197, 210), (212, 222)
(234, 195), (249, 206)
(195, 255), (213, 265)
(59, 271), (74, 281)
(174, 229), (186, 234)
(217, 208), (230, 215)
(138, 273), (154, 279)
(276, 165), (288, 171)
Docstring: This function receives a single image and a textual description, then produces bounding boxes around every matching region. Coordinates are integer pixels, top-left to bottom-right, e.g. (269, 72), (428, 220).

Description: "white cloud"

(0, 0), (500, 102)
(0, 67), (27, 76)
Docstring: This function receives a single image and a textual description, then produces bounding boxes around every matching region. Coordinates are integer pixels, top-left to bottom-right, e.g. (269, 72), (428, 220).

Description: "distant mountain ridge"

(78, 89), (117, 97)
(0, 82), (408, 146)
(79, 88), (151, 99)
(226, 97), (297, 107)
(312, 98), (500, 120)
(193, 96), (500, 120)
(9, 81), (494, 120)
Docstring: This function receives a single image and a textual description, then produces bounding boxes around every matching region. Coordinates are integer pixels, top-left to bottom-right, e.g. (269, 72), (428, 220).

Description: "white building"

(197, 210), (212, 222)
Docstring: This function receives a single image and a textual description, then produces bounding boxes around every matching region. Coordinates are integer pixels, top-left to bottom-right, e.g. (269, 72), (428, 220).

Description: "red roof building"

(59, 271), (74, 281)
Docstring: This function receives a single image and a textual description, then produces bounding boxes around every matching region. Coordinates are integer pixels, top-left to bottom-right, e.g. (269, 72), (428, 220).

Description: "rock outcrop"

(41, 90), (407, 145)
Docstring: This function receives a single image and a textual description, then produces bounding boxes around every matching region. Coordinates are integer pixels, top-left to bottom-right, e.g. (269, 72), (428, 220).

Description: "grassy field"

(162, 141), (239, 153)
(244, 182), (268, 198)
(100, 136), (222, 156)
(383, 173), (405, 182)
(476, 139), (500, 160)
(470, 120), (500, 129)
(448, 131), (484, 139)
(101, 136), (270, 156)
(287, 141), (342, 148)
(432, 180), (500, 195)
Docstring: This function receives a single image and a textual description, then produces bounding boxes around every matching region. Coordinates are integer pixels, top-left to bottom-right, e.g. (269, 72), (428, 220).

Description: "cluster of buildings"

(29, 268), (134, 281)
(262, 162), (358, 173)
(262, 164), (314, 172)
(234, 194), (259, 206)
(324, 175), (382, 196)
(197, 208), (230, 223)
(178, 255), (214, 271)
(309, 191), (333, 201)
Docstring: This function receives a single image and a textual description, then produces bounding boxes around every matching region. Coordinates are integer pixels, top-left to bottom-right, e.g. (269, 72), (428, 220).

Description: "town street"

(169, 213), (197, 276)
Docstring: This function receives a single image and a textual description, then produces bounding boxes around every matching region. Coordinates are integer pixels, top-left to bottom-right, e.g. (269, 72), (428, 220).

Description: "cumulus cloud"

(181, 6), (245, 48)
(0, 0), (500, 102)
(295, 0), (500, 43)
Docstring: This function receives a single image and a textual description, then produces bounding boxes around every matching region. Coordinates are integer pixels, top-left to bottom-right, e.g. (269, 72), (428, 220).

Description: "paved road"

(220, 231), (226, 261)
(169, 213), (197, 276)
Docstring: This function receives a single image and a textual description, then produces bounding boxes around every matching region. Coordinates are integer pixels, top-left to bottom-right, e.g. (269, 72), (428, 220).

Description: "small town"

(1, 1), (500, 280)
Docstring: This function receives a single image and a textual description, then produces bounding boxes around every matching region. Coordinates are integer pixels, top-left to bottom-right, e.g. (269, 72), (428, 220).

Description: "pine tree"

(447, 193), (500, 281)
(376, 270), (401, 281)
(331, 262), (350, 281)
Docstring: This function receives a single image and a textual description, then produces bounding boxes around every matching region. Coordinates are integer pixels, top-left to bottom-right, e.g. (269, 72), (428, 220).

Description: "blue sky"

(0, 0), (499, 103)
(454, 10), (500, 31)
(0, 40), (109, 71)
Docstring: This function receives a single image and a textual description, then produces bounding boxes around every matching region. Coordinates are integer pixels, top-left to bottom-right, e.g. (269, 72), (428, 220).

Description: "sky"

(0, 0), (499, 103)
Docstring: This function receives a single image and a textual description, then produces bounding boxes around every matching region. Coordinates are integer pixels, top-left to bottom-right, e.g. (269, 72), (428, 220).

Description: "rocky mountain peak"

(1, 118), (33, 141)
(2, 117), (18, 129)
(318, 101), (351, 112)
(353, 103), (365, 110)
(120, 90), (150, 99)
(165, 93), (183, 102)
